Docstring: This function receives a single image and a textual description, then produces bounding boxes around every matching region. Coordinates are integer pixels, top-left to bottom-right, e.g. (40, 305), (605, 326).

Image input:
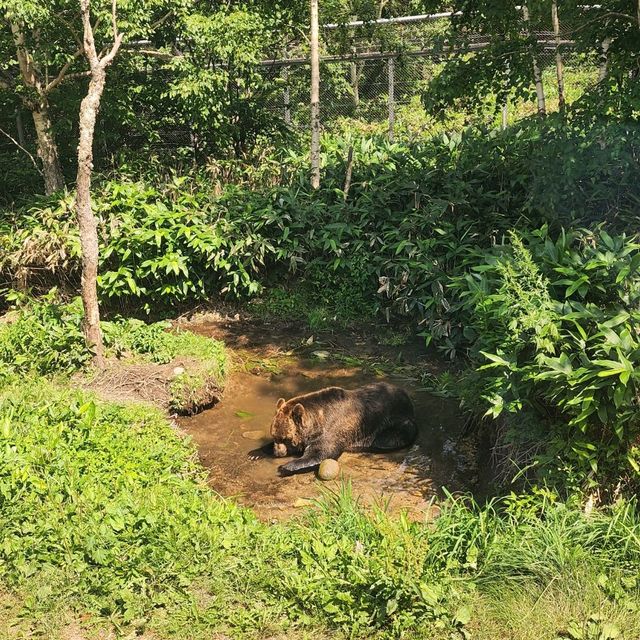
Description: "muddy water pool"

(179, 350), (480, 521)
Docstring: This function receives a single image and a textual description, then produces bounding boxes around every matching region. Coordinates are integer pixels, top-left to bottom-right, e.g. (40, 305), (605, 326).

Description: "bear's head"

(270, 397), (306, 457)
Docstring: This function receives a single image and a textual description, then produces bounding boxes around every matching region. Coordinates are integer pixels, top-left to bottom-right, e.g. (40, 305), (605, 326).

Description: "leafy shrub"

(4, 119), (639, 313)
(449, 228), (640, 490)
(102, 317), (226, 371)
(0, 293), (88, 375)
(0, 380), (261, 625)
(0, 295), (227, 381)
(97, 179), (273, 308)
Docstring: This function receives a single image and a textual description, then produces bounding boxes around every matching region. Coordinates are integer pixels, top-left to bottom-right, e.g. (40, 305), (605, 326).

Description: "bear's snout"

(273, 442), (288, 457)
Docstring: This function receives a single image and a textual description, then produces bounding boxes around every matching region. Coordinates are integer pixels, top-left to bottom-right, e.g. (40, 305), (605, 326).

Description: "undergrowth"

(0, 378), (638, 640)
(0, 295), (227, 415)
(0, 293), (227, 381)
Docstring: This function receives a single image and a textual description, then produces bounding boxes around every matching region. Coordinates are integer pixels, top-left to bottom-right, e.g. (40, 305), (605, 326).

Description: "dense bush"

(3, 120), (640, 308)
(448, 229), (640, 491)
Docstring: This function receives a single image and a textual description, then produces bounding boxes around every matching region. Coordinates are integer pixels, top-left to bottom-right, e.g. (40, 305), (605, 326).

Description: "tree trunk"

(32, 102), (65, 194)
(310, 0), (321, 189)
(522, 5), (546, 116)
(9, 20), (65, 194)
(598, 37), (612, 82)
(551, 0), (566, 113)
(15, 107), (25, 147)
(350, 60), (360, 110)
(76, 69), (106, 368)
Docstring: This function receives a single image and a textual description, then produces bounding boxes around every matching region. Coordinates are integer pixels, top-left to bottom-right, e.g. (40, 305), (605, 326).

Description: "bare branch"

(98, 0), (123, 67)
(65, 70), (92, 81)
(45, 47), (85, 93)
(100, 32), (123, 66)
(565, 11), (637, 36)
(0, 125), (43, 175)
(80, 0), (99, 68)
(129, 47), (174, 60)
(111, 0), (118, 39)
(149, 11), (173, 31)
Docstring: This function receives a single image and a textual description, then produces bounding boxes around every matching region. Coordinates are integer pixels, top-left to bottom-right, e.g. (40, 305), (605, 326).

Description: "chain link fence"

(260, 14), (596, 140)
(0, 13), (598, 161)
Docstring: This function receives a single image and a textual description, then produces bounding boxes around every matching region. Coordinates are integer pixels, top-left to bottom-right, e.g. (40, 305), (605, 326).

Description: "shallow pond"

(179, 328), (482, 520)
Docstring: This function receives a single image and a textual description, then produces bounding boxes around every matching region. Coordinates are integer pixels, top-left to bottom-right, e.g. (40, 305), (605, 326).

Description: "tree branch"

(565, 11), (637, 36)
(80, 0), (99, 68)
(0, 125), (43, 175)
(99, 0), (123, 67)
(111, 0), (118, 38)
(45, 47), (85, 93)
(149, 10), (173, 31)
(65, 70), (92, 81)
(130, 47), (174, 60)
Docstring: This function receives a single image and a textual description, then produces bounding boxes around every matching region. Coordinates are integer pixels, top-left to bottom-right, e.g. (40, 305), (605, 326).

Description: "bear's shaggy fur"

(266, 381), (417, 476)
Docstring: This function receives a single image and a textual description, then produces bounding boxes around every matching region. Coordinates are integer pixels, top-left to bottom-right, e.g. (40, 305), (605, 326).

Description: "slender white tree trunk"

(522, 5), (546, 115)
(310, 0), (321, 189)
(598, 37), (612, 82)
(76, 69), (107, 367)
(551, 0), (565, 113)
(75, 0), (123, 367)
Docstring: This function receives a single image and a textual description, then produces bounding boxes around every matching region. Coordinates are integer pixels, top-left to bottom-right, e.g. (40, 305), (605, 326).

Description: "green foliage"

(103, 318), (226, 370)
(98, 178), (269, 307)
(0, 295), (227, 383)
(0, 292), (88, 375)
(449, 228), (640, 490)
(0, 380), (261, 626)
(1, 376), (639, 639)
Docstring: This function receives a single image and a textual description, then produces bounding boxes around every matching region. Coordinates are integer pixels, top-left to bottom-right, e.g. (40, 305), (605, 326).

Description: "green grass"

(1, 301), (639, 639)
(0, 297), (228, 414)
(1, 378), (639, 640)
(250, 283), (377, 331)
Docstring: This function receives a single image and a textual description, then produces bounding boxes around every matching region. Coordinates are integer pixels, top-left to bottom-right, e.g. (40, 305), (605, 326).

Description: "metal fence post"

(388, 56), (395, 142)
(283, 66), (291, 125)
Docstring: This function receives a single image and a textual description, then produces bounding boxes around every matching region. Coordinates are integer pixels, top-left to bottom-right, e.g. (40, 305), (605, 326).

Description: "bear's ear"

(291, 403), (305, 422)
(276, 398), (286, 410)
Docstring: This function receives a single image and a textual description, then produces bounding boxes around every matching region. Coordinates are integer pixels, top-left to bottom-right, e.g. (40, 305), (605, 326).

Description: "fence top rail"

(260, 38), (574, 67)
(322, 5), (603, 29)
(322, 12), (462, 29)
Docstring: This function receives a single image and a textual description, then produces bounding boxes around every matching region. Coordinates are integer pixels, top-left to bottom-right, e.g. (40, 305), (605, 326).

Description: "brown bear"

(257, 381), (417, 476)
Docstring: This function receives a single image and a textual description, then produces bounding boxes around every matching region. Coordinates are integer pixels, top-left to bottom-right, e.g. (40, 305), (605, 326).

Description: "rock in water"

(318, 458), (340, 481)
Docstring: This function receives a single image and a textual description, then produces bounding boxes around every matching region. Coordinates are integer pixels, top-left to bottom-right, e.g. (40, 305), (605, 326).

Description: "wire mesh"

(260, 13), (596, 139)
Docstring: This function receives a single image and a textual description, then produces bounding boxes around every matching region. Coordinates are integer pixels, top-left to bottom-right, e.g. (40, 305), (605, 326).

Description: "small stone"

(172, 366), (185, 377)
(293, 498), (313, 508)
(317, 458), (340, 481)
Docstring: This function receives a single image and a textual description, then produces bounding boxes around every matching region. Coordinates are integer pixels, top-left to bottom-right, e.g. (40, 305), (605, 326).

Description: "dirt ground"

(175, 311), (486, 521)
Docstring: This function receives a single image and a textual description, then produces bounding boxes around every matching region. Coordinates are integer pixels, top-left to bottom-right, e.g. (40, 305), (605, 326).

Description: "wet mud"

(178, 316), (483, 520)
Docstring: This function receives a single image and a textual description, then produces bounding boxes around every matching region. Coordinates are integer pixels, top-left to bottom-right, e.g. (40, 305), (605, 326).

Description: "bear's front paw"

(278, 463), (296, 476)
(247, 447), (265, 461)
